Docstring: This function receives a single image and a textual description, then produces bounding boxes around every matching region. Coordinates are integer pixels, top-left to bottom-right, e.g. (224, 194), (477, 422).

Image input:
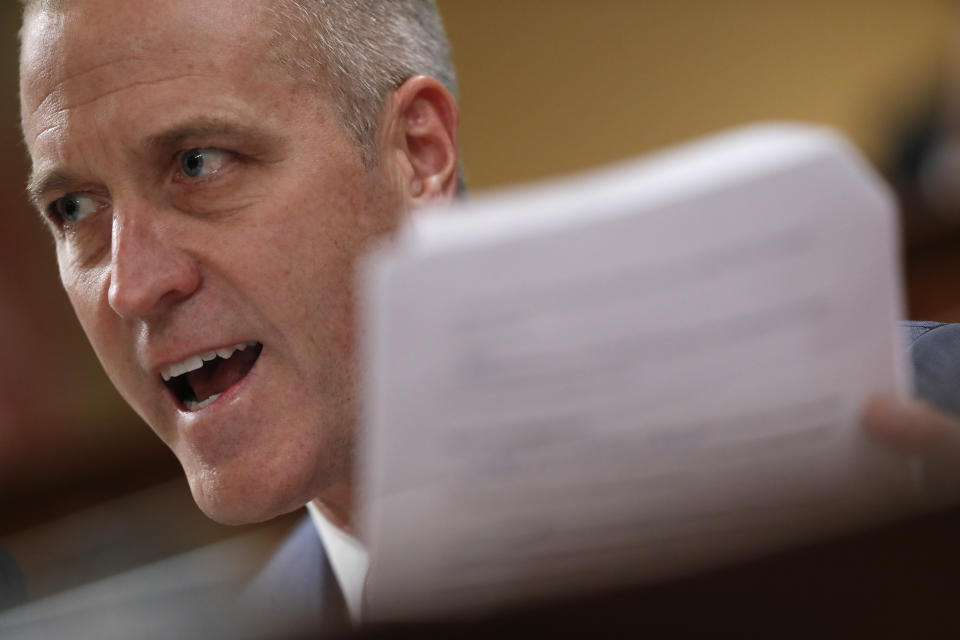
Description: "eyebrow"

(26, 117), (277, 208)
(26, 168), (83, 210)
(144, 117), (276, 153)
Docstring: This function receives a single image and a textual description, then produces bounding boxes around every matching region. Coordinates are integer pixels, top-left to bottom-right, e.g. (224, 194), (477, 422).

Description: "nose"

(107, 208), (201, 319)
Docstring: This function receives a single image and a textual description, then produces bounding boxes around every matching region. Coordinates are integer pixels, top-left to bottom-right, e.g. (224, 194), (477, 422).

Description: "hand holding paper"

(359, 124), (933, 622)
(862, 394), (960, 506)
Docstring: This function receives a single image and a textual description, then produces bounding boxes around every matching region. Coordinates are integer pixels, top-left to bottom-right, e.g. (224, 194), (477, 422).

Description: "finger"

(862, 394), (960, 507)
(860, 393), (960, 459)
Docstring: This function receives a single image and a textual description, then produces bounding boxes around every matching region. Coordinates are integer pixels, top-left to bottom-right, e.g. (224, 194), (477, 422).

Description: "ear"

(381, 75), (460, 208)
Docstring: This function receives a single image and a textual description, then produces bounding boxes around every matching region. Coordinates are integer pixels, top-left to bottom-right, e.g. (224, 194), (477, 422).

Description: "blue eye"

(52, 193), (100, 224)
(179, 148), (228, 179)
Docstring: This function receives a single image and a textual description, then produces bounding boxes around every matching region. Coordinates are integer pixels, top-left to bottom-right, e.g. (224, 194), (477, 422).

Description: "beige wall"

(440, 1), (955, 189)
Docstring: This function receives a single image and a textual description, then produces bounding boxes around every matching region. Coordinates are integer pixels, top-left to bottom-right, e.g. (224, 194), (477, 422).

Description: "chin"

(168, 399), (355, 525)
(182, 456), (319, 526)
(190, 480), (308, 526)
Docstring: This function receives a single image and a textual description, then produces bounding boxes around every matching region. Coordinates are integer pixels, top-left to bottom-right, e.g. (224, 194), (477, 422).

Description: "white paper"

(359, 123), (914, 622)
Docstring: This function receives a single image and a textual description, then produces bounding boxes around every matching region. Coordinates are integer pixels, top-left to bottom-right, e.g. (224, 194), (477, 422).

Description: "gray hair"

(22, 0), (463, 187)
(269, 0), (458, 161)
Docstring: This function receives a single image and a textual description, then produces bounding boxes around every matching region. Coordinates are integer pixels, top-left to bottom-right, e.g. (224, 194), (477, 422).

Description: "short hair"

(269, 1), (458, 162)
(22, 0), (463, 187)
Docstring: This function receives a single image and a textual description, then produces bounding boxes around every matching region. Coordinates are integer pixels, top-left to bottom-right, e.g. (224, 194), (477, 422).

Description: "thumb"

(862, 393), (960, 507)
(861, 394), (960, 459)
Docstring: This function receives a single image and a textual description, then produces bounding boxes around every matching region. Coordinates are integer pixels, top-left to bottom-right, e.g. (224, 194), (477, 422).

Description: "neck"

(311, 484), (355, 536)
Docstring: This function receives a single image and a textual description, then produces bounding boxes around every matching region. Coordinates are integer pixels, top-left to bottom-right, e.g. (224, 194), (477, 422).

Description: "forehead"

(19, 0), (280, 146)
(22, 0), (271, 79)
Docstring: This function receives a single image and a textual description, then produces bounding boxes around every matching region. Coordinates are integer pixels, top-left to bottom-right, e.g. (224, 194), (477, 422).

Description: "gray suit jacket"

(903, 321), (960, 418)
(240, 515), (350, 636)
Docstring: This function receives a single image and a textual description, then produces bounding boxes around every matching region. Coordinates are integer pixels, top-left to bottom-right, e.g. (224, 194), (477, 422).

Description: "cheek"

(59, 256), (108, 337)
(242, 163), (398, 301)
(241, 209), (359, 357)
(59, 258), (139, 392)
(233, 181), (399, 397)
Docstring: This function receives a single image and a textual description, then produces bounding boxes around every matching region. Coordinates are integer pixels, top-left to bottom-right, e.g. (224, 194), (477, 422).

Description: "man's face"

(20, 0), (404, 524)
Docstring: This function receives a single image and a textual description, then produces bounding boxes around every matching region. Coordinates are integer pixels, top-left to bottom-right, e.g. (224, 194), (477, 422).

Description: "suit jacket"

(0, 544), (26, 611)
(902, 321), (960, 418)
(240, 515), (350, 637)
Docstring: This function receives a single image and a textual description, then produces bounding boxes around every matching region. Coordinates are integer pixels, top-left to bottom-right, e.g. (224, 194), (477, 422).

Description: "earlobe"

(385, 75), (459, 207)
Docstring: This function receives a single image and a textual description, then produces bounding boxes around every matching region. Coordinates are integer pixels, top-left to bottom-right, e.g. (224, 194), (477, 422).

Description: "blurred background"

(2, 0), (960, 610)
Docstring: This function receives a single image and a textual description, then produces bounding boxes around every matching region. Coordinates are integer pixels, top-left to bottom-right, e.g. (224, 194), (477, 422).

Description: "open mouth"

(161, 342), (263, 411)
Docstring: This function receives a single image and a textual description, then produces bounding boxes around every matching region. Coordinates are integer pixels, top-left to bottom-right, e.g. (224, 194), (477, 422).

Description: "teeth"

(160, 355), (203, 382)
(184, 393), (221, 412)
(160, 342), (256, 382)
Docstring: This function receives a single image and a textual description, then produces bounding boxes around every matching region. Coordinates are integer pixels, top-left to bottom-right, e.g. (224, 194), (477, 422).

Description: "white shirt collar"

(306, 501), (369, 625)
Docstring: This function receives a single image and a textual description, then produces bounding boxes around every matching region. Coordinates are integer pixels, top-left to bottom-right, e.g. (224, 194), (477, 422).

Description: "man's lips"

(160, 341), (263, 411)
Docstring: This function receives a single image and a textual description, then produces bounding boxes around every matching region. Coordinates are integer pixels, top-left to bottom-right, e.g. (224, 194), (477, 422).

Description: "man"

(15, 0), (960, 634)
(18, 0), (457, 631)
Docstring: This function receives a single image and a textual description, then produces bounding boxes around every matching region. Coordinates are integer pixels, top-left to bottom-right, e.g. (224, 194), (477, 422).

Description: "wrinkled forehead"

(19, 0), (273, 128)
